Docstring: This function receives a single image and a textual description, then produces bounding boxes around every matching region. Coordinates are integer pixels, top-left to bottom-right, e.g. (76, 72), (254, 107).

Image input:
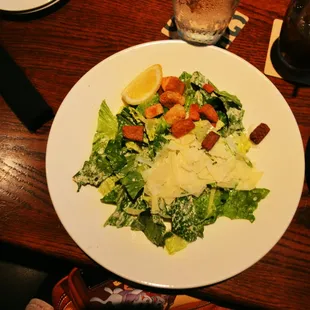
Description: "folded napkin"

(0, 45), (54, 132)
(162, 11), (249, 49)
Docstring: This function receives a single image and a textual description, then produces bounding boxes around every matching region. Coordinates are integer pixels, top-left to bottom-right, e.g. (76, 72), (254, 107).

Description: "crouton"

(171, 119), (195, 138)
(202, 131), (220, 151)
(250, 123), (270, 144)
(189, 104), (200, 121)
(203, 83), (215, 94)
(144, 103), (164, 119)
(160, 91), (185, 109)
(199, 104), (219, 123)
(164, 104), (186, 125)
(161, 76), (185, 95)
(122, 125), (144, 142)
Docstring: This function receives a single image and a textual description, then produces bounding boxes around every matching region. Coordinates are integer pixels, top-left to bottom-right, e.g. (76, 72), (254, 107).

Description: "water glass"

(173, 0), (240, 45)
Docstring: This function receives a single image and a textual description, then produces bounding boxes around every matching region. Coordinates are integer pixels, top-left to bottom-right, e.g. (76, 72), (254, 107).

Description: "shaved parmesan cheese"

(143, 132), (263, 204)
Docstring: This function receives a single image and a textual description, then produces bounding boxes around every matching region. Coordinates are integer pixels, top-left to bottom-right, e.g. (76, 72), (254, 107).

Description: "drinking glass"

(173, 0), (240, 45)
(278, 0), (310, 72)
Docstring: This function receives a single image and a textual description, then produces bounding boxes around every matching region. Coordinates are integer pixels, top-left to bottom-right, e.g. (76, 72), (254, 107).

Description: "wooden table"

(1, 0), (309, 308)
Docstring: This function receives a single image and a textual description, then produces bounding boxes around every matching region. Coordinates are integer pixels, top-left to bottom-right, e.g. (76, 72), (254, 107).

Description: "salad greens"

(73, 70), (270, 254)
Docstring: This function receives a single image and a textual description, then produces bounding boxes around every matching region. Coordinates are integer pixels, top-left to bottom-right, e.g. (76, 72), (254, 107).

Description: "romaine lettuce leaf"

(215, 90), (242, 109)
(165, 234), (188, 255)
(96, 100), (118, 136)
(101, 184), (123, 204)
(118, 154), (136, 177)
(103, 185), (137, 228)
(144, 117), (168, 142)
(73, 101), (117, 190)
(104, 139), (127, 172)
(124, 196), (148, 215)
(178, 72), (196, 110)
(104, 209), (136, 228)
(117, 106), (143, 127)
(218, 188), (270, 222)
(125, 141), (142, 153)
(73, 153), (112, 191)
(98, 175), (119, 196)
(103, 185), (146, 226)
(190, 71), (206, 88)
(136, 93), (160, 116)
(131, 210), (166, 247)
(179, 71), (192, 82)
(170, 196), (204, 242)
(121, 170), (144, 200)
(148, 134), (167, 159)
(193, 188), (217, 225)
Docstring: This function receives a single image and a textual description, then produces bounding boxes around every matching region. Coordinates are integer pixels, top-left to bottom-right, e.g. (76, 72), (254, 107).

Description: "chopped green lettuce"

(136, 93), (160, 115)
(73, 101), (117, 190)
(125, 141), (142, 153)
(179, 71), (192, 82)
(101, 184), (124, 205)
(121, 171), (144, 200)
(131, 210), (166, 247)
(75, 70), (271, 255)
(124, 196), (148, 215)
(98, 175), (119, 196)
(104, 139), (127, 172)
(215, 90), (242, 109)
(193, 188), (217, 224)
(96, 100), (118, 136)
(144, 117), (168, 142)
(217, 188), (270, 222)
(190, 71), (206, 88)
(118, 154), (136, 177)
(73, 153), (112, 191)
(165, 234), (188, 255)
(179, 72), (196, 110)
(105, 209), (136, 228)
(170, 196), (204, 242)
(117, 106), (142, 127)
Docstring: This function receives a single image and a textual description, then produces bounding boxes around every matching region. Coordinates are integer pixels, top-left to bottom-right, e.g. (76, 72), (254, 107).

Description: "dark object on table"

(250, 123), (270, 144)
(0, 45), (54, 132)
(279, 0), (310, 71)
(270, 0), (310, 85)
(271, 39), (310, 86)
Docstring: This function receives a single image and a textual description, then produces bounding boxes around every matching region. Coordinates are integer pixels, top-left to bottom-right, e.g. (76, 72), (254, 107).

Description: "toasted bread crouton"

(162, 76), (185, 95)
(145, 103), (164, 119)
(250, 123), (270, 144)
(189, 104), (200, 121)
(164, 104), (186, 125)
(203, 83), (215, 94)
(122, 125), (144, 142)
(171, 119), (195, 138)
(202, 131), (220, 151)
(160, 91), (185, 109)
(199, 104), (219, 123)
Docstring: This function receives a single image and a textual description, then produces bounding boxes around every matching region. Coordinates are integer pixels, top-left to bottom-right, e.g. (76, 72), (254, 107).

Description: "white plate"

(46, 40), (304, 289)
(0, 0), (58, 12)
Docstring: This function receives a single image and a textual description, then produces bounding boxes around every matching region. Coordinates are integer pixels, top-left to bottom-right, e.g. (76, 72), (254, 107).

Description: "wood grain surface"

(1, 0), (309, 308)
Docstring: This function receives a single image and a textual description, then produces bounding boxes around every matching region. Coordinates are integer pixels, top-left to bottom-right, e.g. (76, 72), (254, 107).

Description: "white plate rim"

(46, 40), (305, 289)
(0, 0), (59, 13)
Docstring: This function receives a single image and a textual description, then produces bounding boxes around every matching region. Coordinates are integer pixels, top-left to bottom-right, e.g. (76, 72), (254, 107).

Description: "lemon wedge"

(121, 64), (163, 105)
